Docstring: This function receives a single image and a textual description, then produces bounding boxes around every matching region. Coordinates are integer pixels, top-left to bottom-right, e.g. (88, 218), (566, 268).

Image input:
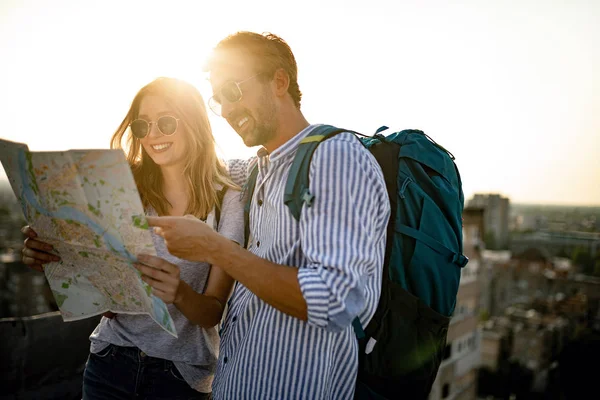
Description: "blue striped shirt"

(215, 125), (390, 399)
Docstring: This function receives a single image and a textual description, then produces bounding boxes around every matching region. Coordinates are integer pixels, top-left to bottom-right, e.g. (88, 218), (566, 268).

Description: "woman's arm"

(135, 254), (234, 328)
(137, 186), (243, 328)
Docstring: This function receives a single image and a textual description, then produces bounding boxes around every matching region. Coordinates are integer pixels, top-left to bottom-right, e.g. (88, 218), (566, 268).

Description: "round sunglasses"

(130, 116), (180, 139)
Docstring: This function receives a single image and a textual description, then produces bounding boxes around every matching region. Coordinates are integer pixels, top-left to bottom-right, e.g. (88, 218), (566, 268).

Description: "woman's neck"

(160, 165), (188, 216)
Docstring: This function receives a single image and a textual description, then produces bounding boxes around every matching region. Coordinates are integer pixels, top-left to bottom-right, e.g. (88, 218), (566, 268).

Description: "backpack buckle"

(452, 253), (469, 268)
(301, 188), (315, 207)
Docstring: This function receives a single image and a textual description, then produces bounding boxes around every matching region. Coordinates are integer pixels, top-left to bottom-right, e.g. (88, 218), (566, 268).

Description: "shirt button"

(140, 351), (146, 358)
(256, 241), (260, 247)
(232, 316), (237, 322)
(257, 199), (263, 206)
(224, 357), (228, 364)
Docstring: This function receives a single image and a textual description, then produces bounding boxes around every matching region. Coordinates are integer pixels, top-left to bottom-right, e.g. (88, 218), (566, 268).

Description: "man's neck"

(263, 108), (310, 153)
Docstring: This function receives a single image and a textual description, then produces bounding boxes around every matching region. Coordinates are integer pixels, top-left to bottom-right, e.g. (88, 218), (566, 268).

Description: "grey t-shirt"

(89, 188), (244, 392)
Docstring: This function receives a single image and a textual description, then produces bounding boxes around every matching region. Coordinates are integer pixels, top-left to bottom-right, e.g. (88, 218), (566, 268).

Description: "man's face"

(209, 50), (278, 148)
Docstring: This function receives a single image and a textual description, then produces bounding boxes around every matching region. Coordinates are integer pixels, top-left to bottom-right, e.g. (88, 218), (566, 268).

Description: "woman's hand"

(21, 226), (60, 272)
(22, 225), (116, 319)
(135, 254), (182, 304)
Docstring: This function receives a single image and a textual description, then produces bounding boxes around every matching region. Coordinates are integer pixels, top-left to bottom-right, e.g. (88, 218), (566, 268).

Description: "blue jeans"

(82, 344), (210, 400)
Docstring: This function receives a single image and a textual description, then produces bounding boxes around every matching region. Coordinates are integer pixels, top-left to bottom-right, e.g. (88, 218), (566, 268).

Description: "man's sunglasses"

(130, 116), (180, 139)
(208, 74), (260, 116)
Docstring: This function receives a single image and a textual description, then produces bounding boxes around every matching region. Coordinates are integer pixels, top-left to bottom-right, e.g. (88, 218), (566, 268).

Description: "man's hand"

(134, 254), (183, 304)
(146, 215), (223, 263)
(21, 226), (61, 272)
(148, 216), (309, 321)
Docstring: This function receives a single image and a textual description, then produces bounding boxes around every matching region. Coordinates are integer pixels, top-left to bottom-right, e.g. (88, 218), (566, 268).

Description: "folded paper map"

(0, 139), (177, 337)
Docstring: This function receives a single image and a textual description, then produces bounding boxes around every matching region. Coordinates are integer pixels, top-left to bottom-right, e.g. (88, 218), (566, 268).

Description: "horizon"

(1, 177), (598, 208)
(1, 0), (598, 206)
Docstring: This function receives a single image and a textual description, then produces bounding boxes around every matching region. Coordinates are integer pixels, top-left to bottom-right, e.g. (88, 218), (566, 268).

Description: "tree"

(594, 260), (600, 277)
(484, 231), (497, 250)
(479, 309), (490, 322)
(571, 247), (594, 275)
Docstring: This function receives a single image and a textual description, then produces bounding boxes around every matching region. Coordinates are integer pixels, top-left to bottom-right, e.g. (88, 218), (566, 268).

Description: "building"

(476, 244), (600, 397)
(511, 230), (600, 258)
(429, 207), (484, 400)
(480, 317), (512, 372)
(477, 310), (571, 398)
(467, 194), (510, 250)
(481, 246), (600, 324)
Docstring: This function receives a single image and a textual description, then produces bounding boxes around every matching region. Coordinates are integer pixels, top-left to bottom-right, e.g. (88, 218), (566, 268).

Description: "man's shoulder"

(309, 130), (386, 186)
(226, 157), (258, 187)
(226, 157), (257, 171)
(312, 131), (376, 166)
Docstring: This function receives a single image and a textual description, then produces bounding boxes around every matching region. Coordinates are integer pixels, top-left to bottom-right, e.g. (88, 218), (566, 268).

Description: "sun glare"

(0, 0), (598, 204)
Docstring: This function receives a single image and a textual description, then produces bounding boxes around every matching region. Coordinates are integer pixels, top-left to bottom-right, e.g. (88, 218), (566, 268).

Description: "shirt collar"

(254, 124), (321, 163)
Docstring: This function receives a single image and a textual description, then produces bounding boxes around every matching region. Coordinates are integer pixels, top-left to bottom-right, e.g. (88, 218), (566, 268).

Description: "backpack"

(243, 124), (468, 400)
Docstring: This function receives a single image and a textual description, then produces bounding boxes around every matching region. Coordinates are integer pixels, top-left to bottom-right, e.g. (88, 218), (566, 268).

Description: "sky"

(0, 0), (598, 206)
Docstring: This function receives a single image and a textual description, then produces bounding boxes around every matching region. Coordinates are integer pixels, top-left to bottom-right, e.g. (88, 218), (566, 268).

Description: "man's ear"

(272, 68), (290, 97)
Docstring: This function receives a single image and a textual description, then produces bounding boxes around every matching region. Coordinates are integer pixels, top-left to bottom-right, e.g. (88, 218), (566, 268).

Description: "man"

(148, 32), (390, 399)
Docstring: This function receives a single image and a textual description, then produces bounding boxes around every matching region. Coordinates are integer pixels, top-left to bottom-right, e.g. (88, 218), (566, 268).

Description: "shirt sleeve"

(217, 188), (245, 246)
(226, 157), (257, 188)
(296, 134), (391, 332)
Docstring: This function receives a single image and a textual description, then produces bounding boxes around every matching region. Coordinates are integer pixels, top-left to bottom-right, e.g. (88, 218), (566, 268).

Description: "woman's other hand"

(134, 254), (182, 304)
(21, 226), (60, 272)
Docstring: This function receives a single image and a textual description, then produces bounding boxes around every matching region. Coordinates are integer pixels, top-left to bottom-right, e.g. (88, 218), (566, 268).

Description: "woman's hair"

(110, 77), (236, 219)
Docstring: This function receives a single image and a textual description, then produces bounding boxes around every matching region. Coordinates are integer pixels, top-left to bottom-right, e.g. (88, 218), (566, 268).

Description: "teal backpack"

(244, 125), (468, 399)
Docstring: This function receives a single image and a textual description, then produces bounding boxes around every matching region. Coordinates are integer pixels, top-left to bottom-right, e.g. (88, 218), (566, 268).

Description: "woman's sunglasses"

(130, 116), (180, 139)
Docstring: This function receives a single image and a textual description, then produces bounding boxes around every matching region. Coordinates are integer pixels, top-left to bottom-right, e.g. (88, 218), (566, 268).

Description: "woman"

(20, 77), (244, 399)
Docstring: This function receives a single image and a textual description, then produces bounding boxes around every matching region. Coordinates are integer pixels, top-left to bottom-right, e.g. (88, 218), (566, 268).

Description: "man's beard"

(242, 94), (278, 148)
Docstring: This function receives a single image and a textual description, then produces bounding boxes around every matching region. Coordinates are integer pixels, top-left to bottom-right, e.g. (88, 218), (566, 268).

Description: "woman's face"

(135, 95), (187, 169)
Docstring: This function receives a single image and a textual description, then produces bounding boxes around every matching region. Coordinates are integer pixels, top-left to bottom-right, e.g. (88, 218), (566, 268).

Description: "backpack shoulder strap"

(243, 164), (260, 248)
(284, 124), (347, 221)
(214, 186), (228, 229)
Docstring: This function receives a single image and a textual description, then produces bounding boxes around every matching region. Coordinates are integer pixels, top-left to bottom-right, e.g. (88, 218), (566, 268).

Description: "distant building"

(467, 194), (510, 250)
(506, 308), (570, 373)
(429, 207), (484, 400)
(478, 310), (571, 397)
(480, 317), (512, 372)
(481, 247), (600, 321)
(477, 239), (600, 397)
(511, 230), (600, 258)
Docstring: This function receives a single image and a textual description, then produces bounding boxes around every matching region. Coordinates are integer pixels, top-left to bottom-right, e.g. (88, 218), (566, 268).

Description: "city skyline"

(1, 0), (598, 206)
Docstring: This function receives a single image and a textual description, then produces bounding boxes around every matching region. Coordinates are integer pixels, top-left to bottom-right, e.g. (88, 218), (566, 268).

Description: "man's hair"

(207, 31), (303, 109)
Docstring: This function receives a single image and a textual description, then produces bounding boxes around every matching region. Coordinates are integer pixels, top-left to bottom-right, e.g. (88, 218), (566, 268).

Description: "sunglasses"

(130, 116), (180, 139)
(208, 74), (260, 116)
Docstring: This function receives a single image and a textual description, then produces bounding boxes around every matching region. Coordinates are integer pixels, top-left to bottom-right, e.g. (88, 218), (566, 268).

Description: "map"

(0, 139), (177, 337)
